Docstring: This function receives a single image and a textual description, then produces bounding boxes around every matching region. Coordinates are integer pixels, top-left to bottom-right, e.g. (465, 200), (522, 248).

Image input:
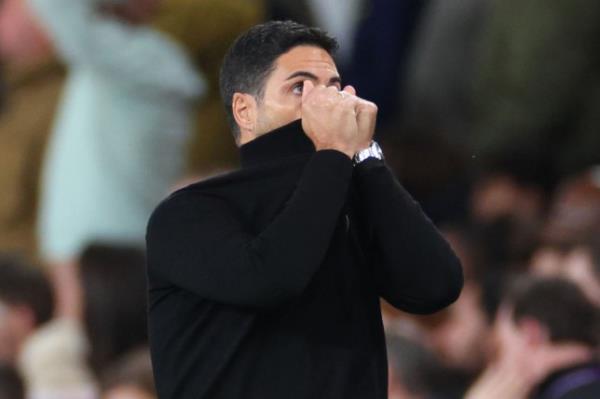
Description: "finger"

(302, 80), (315, 102)
(326, 85), (340, 97)
(321, 85), (344, 105)
(343, 85), (356, 96)
(356, 100), (378, 137)
(356, 99), (378, 115)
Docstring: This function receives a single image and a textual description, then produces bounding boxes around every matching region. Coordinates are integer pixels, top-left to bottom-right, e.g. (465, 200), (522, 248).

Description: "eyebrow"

(285, 71), (341, 86)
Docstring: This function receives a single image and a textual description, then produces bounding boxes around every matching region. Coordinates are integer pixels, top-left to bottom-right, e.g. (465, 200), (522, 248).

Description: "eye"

(291, 82), (304, 95)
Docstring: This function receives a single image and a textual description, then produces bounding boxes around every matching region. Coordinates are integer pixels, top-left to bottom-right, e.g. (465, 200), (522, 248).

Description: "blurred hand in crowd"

(471, 174), (543, 224)
(464, 357), (534, 399)
(464, 305), (540, 399)
(563, 246), (600, 306)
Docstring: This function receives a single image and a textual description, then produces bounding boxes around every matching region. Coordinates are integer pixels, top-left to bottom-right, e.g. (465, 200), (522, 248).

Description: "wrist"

(315, 144), (354, 159)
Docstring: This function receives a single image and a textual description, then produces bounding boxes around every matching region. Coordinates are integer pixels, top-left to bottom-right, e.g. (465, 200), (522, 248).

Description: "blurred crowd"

(0, 0), (599, 398)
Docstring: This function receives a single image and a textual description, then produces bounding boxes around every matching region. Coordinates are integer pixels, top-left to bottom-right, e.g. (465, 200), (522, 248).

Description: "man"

(466, 276), (600, 399)
(146, 21), (463, 399)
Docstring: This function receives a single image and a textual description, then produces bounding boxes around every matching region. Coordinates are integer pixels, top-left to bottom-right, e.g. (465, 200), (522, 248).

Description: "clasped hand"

(301, 80), (378, 159)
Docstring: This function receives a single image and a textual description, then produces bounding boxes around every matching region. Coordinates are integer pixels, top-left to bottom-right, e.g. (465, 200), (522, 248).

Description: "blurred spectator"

(18, 317), (97, 399)
(540, 166), (600, 246)
(101, 348), (155, 399)
(0, 0), (64, 260)
(531, 235), (600, 307)
(471, 0), (600, 190)
(530, 243), (567, 277)
(0, 255), (54, 365)
(387, 334), (468, 399)
(530, 166), (600, 286)
(18, 243), (147, 399)
(427, 281), (492, 376)
(78, 244), (148, 376)
(466, 276), (600, 399)
(151, 0), (264, 173)
(0, 363), (25, 399)
(470, 172), (545, 269)
(27, 0), (204, 294)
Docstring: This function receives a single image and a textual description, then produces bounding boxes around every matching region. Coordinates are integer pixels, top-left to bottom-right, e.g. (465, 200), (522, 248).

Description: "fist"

(301, 80), (378, 158)
(301, 81), (361, 158)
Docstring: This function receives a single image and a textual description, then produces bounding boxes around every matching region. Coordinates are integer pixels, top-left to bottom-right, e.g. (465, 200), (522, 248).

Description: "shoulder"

(147, 188), (224, 231)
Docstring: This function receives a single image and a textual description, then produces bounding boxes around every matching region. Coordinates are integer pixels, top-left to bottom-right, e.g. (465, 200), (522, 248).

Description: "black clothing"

(146, 120), (463, 399)
(531, 361), (600, 399)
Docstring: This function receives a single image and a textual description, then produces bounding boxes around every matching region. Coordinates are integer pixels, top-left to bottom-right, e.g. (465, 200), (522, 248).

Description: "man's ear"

(232, 92), (257, 137)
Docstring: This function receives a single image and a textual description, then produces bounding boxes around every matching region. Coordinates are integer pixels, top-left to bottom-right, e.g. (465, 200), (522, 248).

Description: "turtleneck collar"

(239, 119), (315, 168)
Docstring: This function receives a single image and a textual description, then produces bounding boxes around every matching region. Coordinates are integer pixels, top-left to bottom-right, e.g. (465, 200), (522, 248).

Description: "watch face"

(353, 141), (383, 165)
(369, 142), (383, 159)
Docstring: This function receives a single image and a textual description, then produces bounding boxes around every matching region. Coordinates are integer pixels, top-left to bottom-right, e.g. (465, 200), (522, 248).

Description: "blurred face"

(102, 385), (155, 399)
(428, 282), (489, 371)
(530, 246), (565, 276)
(235, 45), (341, 145)
(0, 301), (35, 364)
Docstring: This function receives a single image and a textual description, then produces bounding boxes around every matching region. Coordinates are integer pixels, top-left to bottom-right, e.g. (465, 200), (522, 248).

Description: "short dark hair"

(0, 255), (54, 326)
(219, 20), (338, 141)
(0, 364), (24, 399)
(505, 276), (599, 347)
(79, 243), (148, 376)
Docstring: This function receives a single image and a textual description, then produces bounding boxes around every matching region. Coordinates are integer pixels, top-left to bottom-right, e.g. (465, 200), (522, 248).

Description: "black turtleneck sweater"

(145, 120), (463, 399)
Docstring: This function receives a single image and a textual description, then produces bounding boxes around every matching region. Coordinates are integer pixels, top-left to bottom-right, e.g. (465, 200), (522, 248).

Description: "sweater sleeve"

(353, 158), (463, 314)
(146, 150), (353, 309)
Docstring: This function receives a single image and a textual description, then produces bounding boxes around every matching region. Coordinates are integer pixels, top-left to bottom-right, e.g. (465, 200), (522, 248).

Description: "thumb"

(356, 100), (378, 140)
(343, 85), (356, 96)
(302, 80), (315, 102)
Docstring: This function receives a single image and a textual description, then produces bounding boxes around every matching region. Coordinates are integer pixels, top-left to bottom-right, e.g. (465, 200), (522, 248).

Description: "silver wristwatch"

(353, 140), (384, 166)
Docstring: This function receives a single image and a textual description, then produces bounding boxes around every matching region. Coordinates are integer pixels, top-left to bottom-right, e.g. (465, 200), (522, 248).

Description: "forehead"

(270, 45), (338, 79)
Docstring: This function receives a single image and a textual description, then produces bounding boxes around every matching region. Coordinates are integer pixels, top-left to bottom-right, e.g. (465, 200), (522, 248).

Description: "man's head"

(219, 20), (340, 145)
(0, 0), (51, 65)
(0, 256), (54, 364)
(495, 276), (599, 368)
